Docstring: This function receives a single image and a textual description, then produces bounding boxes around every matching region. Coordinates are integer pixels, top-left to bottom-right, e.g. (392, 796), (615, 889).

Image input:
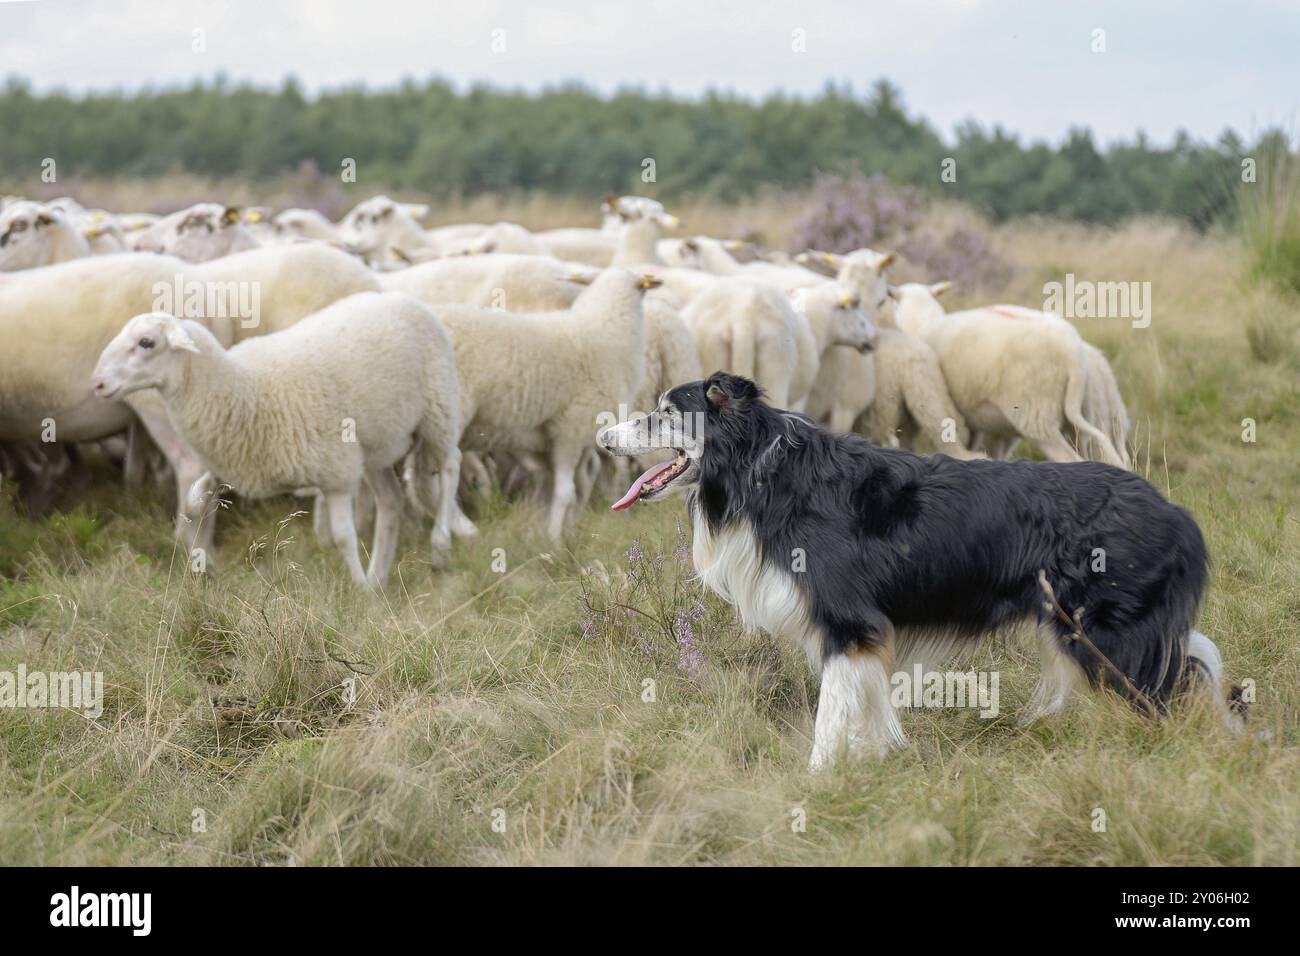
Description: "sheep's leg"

(364, 467), (403, 587)
(123, 420), (150, 487)
(546, 447), (580, 541)
(129, 404), (216, 560)
(325, 490), (370, 588)
(1032, 432), (1084, 464)
(353, 480), (376, 542)
(828, 405), (857, 434)
(433, 445), (474, 564)
(573, 447), (603, 514)
(312, 493), (333, 546)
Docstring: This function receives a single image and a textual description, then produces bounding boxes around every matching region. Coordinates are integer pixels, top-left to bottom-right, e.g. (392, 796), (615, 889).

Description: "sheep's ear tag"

(224, 207), (241, 224)
(246, 210), (263, 223)
(706, 384), (729, 409)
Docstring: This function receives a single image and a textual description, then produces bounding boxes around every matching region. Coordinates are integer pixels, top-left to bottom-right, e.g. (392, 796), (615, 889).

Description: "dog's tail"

(1064, 342), (1128, 468)
(1182, 628), (1249, 730)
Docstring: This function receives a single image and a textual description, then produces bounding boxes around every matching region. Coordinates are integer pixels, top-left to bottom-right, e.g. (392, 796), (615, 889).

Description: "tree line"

(0, 75), (1273, 226)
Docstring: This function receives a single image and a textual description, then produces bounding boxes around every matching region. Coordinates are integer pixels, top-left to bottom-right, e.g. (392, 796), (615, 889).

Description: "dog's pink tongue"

(611, 460), (676, 512)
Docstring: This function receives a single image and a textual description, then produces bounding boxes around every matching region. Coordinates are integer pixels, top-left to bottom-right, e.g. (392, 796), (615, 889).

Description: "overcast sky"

(1, 0), (1295, 146)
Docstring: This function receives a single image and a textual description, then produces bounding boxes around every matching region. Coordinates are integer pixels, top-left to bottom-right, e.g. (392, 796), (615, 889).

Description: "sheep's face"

(0, 202), (66, 271)
(92, 313), (199, 400)
(167, 204), (256, 262)
(828, 289), (879, 353)
(133, 204), (254, 261)
(339, 196), (423, 260)
(836, 249), (895, 312)
(603, 195), (677, 229)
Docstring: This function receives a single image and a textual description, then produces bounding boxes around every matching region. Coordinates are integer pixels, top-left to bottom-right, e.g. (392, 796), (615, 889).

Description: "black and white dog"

(599, 372), (1240, 770)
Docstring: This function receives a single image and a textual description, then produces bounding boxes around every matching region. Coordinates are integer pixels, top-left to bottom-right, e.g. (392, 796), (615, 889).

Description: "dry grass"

(1, 207), (1298, 866)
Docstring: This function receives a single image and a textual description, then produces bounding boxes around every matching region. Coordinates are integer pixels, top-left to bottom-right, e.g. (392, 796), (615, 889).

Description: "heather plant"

(787, 172), (922, 254)
(579, 518), (728, 680)
(899, 225), (1014, 291)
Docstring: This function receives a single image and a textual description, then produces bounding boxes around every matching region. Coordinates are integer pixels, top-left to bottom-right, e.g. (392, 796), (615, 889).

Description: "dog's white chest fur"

(691, 511), (822, 665)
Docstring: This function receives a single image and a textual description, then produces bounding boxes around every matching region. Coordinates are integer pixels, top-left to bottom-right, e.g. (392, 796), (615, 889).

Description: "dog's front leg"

(809, 644), (907, 771)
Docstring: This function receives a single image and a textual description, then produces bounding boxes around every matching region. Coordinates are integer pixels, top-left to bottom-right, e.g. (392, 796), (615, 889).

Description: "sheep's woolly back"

(379, 254), (584, 313)
(539, 228), (616, 266)
(435, 269), (647, 456)
(160, 292), (460, 499)
(635, 295), (703, 416)
(681, 278), (818, 407)
(192, 243), (381, 342)
(0, 253), (188, 440)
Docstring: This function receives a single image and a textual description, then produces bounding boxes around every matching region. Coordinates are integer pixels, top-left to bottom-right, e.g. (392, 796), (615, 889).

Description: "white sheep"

(434, 268), (652, 540)
(889, 283), (1130, 467)
(271, 208), (340, 243)
(91, 292), (468, 586)
(0, 244), (382, 556)
(672, 234), (828, 289)
(129, 203), (260, 262)
(378, 253), (595, 312)
(0, 201), (91, 271)
(680, 279), (818, 409)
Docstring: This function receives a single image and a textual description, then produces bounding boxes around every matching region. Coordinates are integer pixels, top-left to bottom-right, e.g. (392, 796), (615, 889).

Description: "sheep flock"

(0, 192), (1133, 585)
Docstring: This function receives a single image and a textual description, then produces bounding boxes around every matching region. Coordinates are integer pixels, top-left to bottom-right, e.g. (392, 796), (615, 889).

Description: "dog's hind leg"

(1022, 623), (1085, 724)
(1186, 629), (1247, 732)
(809, 646), (906, 771)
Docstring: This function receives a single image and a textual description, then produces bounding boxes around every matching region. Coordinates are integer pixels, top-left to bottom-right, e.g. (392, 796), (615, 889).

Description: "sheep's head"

(603, 195), (678, 229)
(887, 281), (951, 336)
(0, 201), (73, 271)
(791, 283), (879, 354)
(830, 287), (878, 353)
(274, 208), (339, 242)
(340, 195), (428, 262)
(134, 203), (257, 262)
(835, 248), (895, 315)
(92, 312), (201, 401)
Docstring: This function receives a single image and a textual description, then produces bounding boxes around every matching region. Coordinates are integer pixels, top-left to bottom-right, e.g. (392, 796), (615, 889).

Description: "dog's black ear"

(705, 372), (761, 412)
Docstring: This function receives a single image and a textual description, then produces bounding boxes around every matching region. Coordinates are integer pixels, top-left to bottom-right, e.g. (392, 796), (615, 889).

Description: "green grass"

(2, 219), (1299, 865)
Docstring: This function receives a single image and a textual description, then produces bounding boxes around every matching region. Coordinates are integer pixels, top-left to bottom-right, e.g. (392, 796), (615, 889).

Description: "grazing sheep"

(91, 292), (467, 586)
(0, 201), (91, 271)
(435, 269), (653, 540)
(378, 253), (595, 312)
(129, 203), (260, 262)
(890, 283), (1129, 467)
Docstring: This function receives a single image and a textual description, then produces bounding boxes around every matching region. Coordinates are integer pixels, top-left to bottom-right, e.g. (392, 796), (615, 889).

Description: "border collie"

(598, 372), (1241, 770)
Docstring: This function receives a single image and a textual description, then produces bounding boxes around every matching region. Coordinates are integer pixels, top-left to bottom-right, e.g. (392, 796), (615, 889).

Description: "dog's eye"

(138, 337), (155, 350)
